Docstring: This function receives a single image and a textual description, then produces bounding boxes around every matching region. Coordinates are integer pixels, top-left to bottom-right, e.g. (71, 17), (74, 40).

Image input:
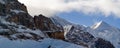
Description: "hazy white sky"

(18, 0), (120, 17)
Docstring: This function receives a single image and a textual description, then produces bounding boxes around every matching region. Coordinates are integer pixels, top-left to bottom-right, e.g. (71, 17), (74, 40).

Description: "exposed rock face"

(46, 32), (64, 40)
(0, 0), (27, 15)
(33, 15), (64, 40)
(7, 13), (34, 29)
(34, 14), (63, 32)
(0, 16), (45, 40)
(0, 0), (34, 29)
(5, 0), (34, 29)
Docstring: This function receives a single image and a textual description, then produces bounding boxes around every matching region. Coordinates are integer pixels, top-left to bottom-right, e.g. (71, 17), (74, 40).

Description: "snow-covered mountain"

(0, 0), (117, 48)
(91, 21), (119, 31)
(89, 21), (120, 48)
(51, 16), (114, 48)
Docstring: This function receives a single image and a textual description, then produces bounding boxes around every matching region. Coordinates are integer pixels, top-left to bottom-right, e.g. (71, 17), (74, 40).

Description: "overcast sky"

(18, 0), (120, 28)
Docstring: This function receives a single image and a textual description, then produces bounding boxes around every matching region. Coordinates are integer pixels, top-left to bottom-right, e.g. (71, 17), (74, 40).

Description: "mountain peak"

(91, 21), (111, 30)
(97, 21), (109, 27)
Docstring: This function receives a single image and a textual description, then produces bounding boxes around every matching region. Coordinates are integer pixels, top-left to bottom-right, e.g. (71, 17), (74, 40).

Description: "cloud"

(18, 0), (120, 17)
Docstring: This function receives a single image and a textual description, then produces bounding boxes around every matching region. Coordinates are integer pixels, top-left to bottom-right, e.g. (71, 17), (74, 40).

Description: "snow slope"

(0, 36), (84, 48)
(10, 9), (26, 14)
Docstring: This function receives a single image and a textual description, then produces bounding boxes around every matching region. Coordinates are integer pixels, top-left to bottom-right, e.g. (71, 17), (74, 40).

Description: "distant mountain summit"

(91, 21), (120, 33)
(89, 21), (120, 48)
(91, 21), (111, 29)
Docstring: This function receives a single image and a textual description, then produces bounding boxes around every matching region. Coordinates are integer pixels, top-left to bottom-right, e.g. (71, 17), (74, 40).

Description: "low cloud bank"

(18, 0), (120, 17)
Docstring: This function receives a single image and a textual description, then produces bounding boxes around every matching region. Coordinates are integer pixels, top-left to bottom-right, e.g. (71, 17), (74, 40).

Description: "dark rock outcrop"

(7, 13), (34, 29)
(0, 0), (34, 29)
(93, 38), (115, 48)
(0, 0), (27, 15)
(33, 14), (64, 40)
(46, 32), (64, 40)
(34, 14), (63, 32)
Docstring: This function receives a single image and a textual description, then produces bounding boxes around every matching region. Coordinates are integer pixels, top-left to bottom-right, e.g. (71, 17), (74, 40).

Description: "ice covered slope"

(90, 21), (120, 48)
